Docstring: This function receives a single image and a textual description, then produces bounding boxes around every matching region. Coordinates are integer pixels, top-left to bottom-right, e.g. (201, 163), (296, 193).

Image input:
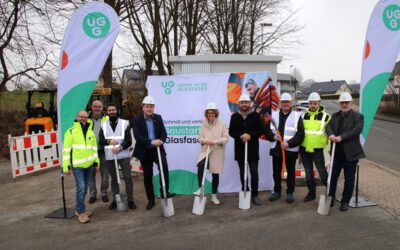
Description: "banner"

(57, 2), (120, 142)
(147, 72), (277, 194)
(360, 0), (400, 144)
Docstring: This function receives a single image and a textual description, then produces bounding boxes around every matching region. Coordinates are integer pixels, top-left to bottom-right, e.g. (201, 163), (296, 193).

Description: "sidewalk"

(0, 159), (399, 249)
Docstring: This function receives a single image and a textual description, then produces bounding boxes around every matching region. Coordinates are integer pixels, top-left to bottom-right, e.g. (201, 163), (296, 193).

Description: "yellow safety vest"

(62, 122), (99, 172)
(301, 106), (331, 152)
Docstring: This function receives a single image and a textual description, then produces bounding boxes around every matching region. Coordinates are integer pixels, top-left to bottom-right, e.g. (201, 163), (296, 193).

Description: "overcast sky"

(277, 0), (379, 83)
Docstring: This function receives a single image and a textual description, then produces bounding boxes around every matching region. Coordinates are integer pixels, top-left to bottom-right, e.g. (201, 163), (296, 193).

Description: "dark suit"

(326, 109), (365, 205)
(229, 111), (264, 197)
(131, 113), (171, 201)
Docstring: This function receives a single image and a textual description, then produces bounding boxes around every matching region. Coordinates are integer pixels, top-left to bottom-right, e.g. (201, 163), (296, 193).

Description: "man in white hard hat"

(229, 94), (264, 205)
(131, 96), (176, 210)
(300, 92), (331, 202)
(264, 93), (304, 203)
(326, 92), (365, 211)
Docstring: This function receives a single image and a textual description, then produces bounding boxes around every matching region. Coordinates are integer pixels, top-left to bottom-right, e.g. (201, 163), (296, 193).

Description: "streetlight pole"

(261, 23), (272, 55)
(290, 65), (293, 96)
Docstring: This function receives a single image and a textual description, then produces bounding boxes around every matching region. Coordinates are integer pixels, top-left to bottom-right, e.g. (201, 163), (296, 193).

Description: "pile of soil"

(0, 110), (26, 159)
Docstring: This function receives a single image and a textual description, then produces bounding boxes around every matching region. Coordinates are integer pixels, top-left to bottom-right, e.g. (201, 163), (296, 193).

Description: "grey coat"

(326, 109), (365, 161)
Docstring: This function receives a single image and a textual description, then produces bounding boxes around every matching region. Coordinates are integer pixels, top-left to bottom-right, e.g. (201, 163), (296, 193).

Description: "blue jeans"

(72, 166), (94, 214)
(328, 153), (358, 205)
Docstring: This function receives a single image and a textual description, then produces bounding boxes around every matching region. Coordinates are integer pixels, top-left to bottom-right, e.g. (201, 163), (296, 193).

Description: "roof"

(349, 84), (360, 93)
(308, 80), (349, 94)
(122, 69), (143, 80)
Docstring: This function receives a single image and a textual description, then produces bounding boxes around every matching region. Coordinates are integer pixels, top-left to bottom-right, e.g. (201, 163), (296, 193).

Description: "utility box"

(169, 54), (282, 82)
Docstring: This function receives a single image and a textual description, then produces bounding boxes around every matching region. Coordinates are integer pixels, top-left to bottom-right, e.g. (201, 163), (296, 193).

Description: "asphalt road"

(322, 100), (400, 173)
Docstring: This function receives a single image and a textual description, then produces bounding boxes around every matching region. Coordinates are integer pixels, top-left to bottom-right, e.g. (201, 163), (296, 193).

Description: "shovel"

(317, 142), (336, 215)
(114, 154), (128, 212)
(192, 146), (210, 215)
(157, 146), (175, 218)
(239, 142), (251, 210)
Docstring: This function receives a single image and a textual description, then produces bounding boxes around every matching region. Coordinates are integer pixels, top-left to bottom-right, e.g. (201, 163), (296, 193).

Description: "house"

(277, 73), (296, 97)
(349, 84), (360, 94)
(307, 80), (352, 96)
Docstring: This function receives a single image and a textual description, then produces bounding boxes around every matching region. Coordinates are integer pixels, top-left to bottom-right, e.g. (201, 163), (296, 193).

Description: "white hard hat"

(308, 92), (321, 102)
(280, 93), (292, 101)
(338, 92), (353, 102)
(206, 102), (218, 110)
(238, 94), (251, 102)
(142, 96), (155, 105)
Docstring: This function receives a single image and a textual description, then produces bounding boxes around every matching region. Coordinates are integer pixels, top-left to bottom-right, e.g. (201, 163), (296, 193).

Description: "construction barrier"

(8, 131), (60, 178)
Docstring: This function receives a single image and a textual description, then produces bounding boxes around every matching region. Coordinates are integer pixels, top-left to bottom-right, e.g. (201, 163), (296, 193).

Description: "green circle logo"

(83, 12), (110, 39)
(383, 4), (400, 31)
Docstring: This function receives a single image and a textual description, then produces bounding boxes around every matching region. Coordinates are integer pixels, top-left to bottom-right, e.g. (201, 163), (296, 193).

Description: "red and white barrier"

(8, 131), (60, 178)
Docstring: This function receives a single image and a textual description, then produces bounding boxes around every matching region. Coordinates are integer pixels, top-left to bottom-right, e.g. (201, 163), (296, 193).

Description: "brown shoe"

(77, 213), (90, 223)
(75, 211), (93, 217)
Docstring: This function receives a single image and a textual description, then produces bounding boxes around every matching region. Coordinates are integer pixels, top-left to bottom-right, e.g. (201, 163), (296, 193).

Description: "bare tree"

(0, 0), (53, 91)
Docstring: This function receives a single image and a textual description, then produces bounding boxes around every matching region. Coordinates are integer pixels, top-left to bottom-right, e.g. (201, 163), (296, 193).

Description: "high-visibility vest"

(62, 122), (99, 173)
(102, 118), (131, 160)
(301, 107), (331, 152)
(270, 110), (300, 152)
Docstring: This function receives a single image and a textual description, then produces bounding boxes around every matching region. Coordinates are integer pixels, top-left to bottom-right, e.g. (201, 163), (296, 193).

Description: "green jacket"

(301, 106), (331, 152)
(62, 122), (99, 173)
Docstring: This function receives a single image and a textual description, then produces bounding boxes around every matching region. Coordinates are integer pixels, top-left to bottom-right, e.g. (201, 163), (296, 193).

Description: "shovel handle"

(326, 142), (336, 195)
(244, 142), (249, 195)
(200, 146), (210, 198)
(113, 153), (121, 184)
(157, 146), (168, 202)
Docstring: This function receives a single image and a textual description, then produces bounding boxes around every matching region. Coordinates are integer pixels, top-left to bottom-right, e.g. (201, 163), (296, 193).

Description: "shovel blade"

(192, 196), (207, 215)
(161, 198), (175, 217)
(115, 194), (128, 212)
(317, 194), (332, 216)
(239, 191), (251, 210)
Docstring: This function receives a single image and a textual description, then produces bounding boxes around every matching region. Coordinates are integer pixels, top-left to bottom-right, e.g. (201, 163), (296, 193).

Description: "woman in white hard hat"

(195, 102), (229, 204)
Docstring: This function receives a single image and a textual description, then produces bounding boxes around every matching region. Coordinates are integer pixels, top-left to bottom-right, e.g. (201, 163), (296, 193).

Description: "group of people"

(62, 91), (365, 223)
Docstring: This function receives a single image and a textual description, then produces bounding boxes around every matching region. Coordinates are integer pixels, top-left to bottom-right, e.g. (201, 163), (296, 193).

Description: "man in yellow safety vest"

(62, 110), (99, 223)
(300, 92), (331, 202)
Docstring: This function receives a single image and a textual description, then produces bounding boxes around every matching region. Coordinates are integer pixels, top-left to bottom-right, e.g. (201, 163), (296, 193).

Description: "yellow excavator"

(25, 89), (57, 134)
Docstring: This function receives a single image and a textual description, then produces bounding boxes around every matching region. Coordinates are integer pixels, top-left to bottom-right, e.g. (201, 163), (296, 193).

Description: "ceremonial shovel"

(192, 146), (210, 215)
(317, 142), (336, 216)
(157, 146), (175, 217)
(239, 142), (251, 209)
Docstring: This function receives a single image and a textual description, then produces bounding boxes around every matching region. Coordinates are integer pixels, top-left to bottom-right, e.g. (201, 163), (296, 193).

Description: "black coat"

(131, 113), (167, 160)
(229, 111), (264, 161)
(326, 109), (365, 161)
(264, 110), (304, 158)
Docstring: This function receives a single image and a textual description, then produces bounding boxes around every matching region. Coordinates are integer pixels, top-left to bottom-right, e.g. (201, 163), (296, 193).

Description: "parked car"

(293, 100), (308, 112)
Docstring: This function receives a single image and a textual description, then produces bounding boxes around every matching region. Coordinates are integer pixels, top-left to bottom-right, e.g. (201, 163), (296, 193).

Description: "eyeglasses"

(206, 112), (215, 115)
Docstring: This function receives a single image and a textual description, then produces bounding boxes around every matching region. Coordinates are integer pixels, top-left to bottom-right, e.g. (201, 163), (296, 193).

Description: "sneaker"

(75, 211), (93, 217)
(193, 188), (201, 196)
(88, 197), (97, 204)
(77, 213), (90, 223)
(269, 192), (281, 202)
(286, 193), (294, 203)
(251, 196), (262, 205)
(211, 194), (220, 205)
(339, 203), (349, 211)
(109, 201), (117, 210)
(146, 200), (155, 210)
(303, 192), (316, 202)
(101, 196), (109, 203)
(128, 201), (137, 210)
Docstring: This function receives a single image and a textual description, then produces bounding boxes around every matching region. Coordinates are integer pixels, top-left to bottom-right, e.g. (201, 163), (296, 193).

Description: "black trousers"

(237, 160), (259, 197)
(197, 158), (219, 194)
(140, 148), (170, 201)
(300, 148), (327, 194)
(328, 153), (359, 205)
(272, 154), (297, 194)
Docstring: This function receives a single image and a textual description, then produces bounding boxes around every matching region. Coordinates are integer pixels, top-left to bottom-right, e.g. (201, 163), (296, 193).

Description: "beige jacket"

(197, 118), (229, 173)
